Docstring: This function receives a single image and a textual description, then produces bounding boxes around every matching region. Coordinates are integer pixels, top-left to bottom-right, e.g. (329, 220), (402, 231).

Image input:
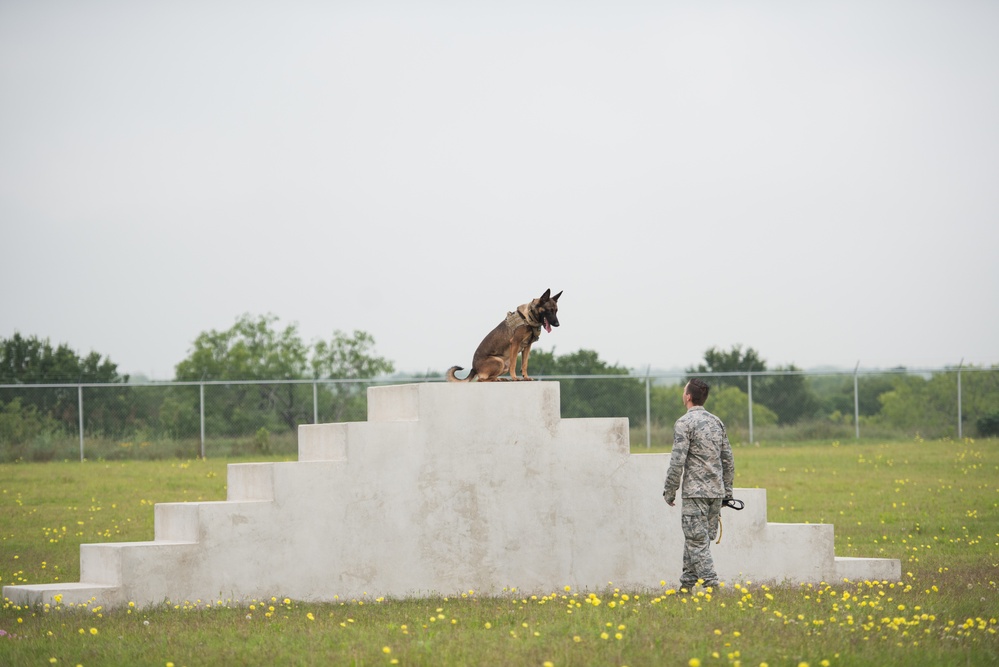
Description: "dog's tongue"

(544, 319), (552, 334)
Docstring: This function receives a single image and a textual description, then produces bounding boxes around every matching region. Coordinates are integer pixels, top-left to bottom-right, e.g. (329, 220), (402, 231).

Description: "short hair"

(686, 378), (710, 406)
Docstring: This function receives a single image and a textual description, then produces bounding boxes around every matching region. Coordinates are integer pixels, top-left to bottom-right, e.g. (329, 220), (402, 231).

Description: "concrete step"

(835, 556), (901, 583)
(81, 540), (196, 585)
(2, 582), (118, 608)
(226, 462), (276, 501)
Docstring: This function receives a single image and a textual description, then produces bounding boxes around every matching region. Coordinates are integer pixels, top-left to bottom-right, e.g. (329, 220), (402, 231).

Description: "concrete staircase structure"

(3, 382), (900, 608)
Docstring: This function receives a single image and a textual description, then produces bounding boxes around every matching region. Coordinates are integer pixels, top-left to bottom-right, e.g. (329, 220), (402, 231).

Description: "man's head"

(684, 378), (710, 407)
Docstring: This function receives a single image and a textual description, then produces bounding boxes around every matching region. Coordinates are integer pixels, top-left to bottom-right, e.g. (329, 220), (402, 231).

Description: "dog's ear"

(540, 288), (551, 301)
(552, 290), (562, 302)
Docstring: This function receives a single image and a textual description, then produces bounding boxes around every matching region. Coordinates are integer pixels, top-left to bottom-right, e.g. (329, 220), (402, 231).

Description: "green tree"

(686, 345), (766, 393)
(527, 349), (645, 422)
(649, 384), (686, 429)
(0, 333), (128, 437)
(809, 372), (898, 418)
(311, 330), (395, 380)
(1, 332), (125, 384)
(175, 314), (308, 381)
(0, 397), (69, 461)
(312, 330), (395, 422)
(875, 366), (999, 438)
(754, 365), (821, 425)
(962, 367), (999, 436)
(875, 373), (954, 438)
(685, 346), (822, 424)
(174, 315), (394, 432)
(648, 384), (777, 445)
(708, 386), (779, 430)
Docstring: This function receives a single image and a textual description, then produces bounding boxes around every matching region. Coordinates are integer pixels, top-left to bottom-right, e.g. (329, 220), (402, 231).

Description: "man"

(662, 378), (735, 590)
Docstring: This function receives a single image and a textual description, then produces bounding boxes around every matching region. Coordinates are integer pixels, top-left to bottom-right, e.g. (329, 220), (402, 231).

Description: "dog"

(446, 289), (562, 382)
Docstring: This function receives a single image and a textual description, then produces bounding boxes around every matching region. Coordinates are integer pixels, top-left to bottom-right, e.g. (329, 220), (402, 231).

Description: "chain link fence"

(1, 367), (996, 462)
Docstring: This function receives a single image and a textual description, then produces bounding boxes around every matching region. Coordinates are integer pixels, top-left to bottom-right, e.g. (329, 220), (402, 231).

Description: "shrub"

(977, 412), (999, 437)
(255, 427), (273, 454)
(0, 398), (47, 443)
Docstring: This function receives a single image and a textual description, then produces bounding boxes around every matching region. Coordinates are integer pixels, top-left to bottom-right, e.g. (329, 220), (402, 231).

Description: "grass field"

(1, 438), (997, 666)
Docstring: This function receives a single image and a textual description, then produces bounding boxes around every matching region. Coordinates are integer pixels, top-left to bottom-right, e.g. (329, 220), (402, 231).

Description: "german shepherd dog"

(446, 289), (562, 382)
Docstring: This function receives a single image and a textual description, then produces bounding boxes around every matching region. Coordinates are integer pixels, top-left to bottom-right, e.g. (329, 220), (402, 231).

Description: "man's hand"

(723, 497), (745, 510)
(663, 490), (675, 507)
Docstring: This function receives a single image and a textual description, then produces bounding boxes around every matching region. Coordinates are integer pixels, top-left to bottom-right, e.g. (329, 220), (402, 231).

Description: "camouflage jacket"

(663, 406), (735, 502)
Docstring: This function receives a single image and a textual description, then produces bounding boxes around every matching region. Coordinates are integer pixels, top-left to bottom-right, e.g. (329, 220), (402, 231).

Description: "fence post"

(78, 385), (85, 462)
(854, 361), (860, 440)
(199, 383), (206, 459)
(957, 359), (964, 440)
(645, 366), (652, 449)
(747, 373), (753, 444)
(313, 381), (319, 425)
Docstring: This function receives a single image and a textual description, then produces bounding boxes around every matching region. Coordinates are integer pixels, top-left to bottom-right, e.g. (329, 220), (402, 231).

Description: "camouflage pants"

(680, 497), (722, 588)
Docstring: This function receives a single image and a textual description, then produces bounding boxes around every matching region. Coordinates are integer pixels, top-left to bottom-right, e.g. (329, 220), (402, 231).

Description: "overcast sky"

(2, 1), (997, 380)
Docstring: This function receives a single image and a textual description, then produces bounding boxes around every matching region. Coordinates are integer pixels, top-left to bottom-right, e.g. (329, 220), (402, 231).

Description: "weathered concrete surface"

(3, 382), (900, 608)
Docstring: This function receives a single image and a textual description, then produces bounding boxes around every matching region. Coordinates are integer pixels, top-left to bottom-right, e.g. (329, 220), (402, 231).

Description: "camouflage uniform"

(663, 406), (735, 588)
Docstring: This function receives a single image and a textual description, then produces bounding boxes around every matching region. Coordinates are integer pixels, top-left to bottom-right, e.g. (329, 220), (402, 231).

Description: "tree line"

(0, 315), (395, 455)
(2, 318), (998, 460)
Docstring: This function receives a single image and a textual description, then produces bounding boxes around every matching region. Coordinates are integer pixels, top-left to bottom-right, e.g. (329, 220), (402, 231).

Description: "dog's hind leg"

(474, 356), (508, 382)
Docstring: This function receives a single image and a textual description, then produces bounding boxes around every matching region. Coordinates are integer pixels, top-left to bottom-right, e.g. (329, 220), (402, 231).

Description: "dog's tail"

(446, 366), (473, 382)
